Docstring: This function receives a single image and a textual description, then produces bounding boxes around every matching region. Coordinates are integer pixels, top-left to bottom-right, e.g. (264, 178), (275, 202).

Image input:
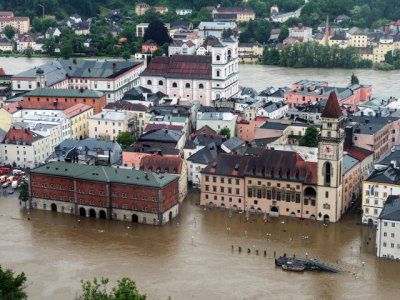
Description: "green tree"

(0, 265), (27, 300)
(351, 74), (359, 85)
(219, 127), (231, 139)
(117, 132), (134, 149)
(19, 181), (29, 208)
(143, 19), (172, 46)
(43, 37), (56, 56)
(262, 47), (280, 65)
(76, 277), (146, 300)
(25, 47), (33, 58)
(299, 125), (319, 148)
(278, 25), (289, 42)
(222, 28), (233, 39)
(60, 41), (73, 59)
(4, 25), (15, 40)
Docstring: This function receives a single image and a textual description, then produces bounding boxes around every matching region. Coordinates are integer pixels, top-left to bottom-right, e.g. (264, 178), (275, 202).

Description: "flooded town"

(1, 0), (400, 299)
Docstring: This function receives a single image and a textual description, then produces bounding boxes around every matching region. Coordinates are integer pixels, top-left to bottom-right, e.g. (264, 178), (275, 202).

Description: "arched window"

(199, 83), (204, 89)
(172, 82), (177, 88)
(147, 80), (152, 85)
(158, 80), (163, 86)
(185, 83), (190, 88)
(216, 55), (220, 61)
(228, 49), (232, 59)
(323, 162), (332, 186)
(216, 70), (220, 77)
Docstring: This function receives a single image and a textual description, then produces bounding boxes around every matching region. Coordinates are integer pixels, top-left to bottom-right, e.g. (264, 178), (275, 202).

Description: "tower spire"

(324, 15), (330, 46)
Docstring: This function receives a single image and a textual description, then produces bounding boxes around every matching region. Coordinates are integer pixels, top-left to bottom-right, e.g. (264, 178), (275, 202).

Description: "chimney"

(112, 62), (117, 74)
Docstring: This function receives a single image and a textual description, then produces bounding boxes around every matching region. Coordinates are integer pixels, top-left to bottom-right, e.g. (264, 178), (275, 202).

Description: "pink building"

(347, 115), (400, 161)
(284, 80), (372, 108)
(236, 116), (267, 142)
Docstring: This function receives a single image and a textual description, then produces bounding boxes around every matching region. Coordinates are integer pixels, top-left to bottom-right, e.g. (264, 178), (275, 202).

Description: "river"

(1, 57), (400, 97)
(0, 192), (399, 300)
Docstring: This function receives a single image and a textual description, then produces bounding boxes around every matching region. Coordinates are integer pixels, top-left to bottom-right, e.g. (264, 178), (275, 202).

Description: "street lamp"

(38, 4), (45, 18)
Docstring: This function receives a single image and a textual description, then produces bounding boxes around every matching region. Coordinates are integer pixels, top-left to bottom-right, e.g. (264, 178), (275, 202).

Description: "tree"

(219, 127), (231, 139)
(299, 125), (319, 148)
(43, 37), (56, 56)
(262, 47), (280, 65)
(60, 41), (73, 59)
(351, 74), (359, 85)
(0, 265), (27, 300)
(25, 47), (33, 58)
(76, 277), (146, 300)
(143, 19), (172, 46)
(19, 181), (29, 208)
(117, 132), (134, 149)
(222, 28), (233, 39)
(278, 25), (289, 42)
(4, 25), (15, 40)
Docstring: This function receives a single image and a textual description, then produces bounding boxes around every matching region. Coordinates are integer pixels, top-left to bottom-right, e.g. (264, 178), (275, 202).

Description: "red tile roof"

(144, 124), (183, 133)
(104, 101), (148, 112)
(203, 150), (317, 185)
(321, 92), (343, 119)
(3, 102), (20, 114)
(140, 154), (183, 174)
(142, 55), (212, 79)
(63, 103), (93, 117)
(0, 68), (5, 75)
(2, 127), (43, 145)
(345, 146), (373, 161)
(192, 125), (217, 137)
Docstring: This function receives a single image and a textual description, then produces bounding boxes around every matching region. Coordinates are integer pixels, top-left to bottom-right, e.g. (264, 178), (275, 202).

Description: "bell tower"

(317, 92), (344, 222)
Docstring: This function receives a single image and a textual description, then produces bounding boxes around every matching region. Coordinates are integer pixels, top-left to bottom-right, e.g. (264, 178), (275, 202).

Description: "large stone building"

(200, 92), (350, 222)
(29, 162), (179, 225)
(141, 38), (239, 105)
(11, 59), (145, 102)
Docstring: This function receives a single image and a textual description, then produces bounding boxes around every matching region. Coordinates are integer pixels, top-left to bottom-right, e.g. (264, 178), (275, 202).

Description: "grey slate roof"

(378, 196), (400, 221)
(187, 143), (217, 164)
(139, 129), (183, 143)
(343, 154), (359, 175)
(13, 61), (67, 86)
(378, 150), (400, 167)
(259, 122), (288, 130)
(222, 137), (244, 151)
(24, 88), (103, 98)
(366, 165), (400, 184)
(31, 162), (178, 188)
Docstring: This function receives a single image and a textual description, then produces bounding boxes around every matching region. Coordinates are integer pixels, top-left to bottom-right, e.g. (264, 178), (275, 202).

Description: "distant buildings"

(0, 11), (30, 33)
(29, 162), (180, 225)
(211, 7), (255, 23)
(11, 59), (145, 102)
(176, 8), (192, 16)
(289, 24), (313, 42)
(141, 38), (239, 105)
(88, 111), (135, 141)
(135, 3), (150, 16)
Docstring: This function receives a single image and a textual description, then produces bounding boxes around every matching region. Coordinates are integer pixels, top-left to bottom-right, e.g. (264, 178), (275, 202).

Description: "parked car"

(7, 188), (14, 194)
(2, 182), (9, 188)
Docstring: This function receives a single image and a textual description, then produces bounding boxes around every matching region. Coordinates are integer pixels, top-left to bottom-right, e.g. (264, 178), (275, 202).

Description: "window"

(220, 177), (225, 184)
(236, 179), (240, 185)
(392, 223), (396, 227)
(384, 232), (387, 237)
(220, 187), (224, 193)
(147, 80), (152, 85)
(384, 222), (388, 226)
(391, 233), (395, 238)
(247, 188), (253, 197)
(236, 188), (240, 195)
(213, 176), (216, 183)
(324, 162), (332, 186)
(158, 80), (163, 86)
(216, 55), (220, 61)
(172, 82), (178, 88)
(185, 83), (190, 88)
(257, 189), (262, 198)
(213, 186), (216, 192)
(266, 190), (272, 199)
(205, 176), (209, 182)
(276, 191), (282, 201)
(199, 83), (204, 89)
(325, 191), (329, 198)
(383, 242), (387, 247)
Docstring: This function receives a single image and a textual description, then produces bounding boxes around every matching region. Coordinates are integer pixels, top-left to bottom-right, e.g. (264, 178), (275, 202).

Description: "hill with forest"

(0, 0), (400, 28)
(1, 0), (399, 29)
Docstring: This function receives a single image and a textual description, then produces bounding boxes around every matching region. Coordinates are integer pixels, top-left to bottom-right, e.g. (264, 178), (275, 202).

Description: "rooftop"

(321, 92), (343, 119)
(378, 196), (400, 221)
(366, 165), (400, 185)
(187, 143), (218, 165)
(139, 129), (183, 143)
(89, 111), (131, 121)
(31, 162), (177, 188)
(343, 154), (360, 175)
(140, 154), (183, 174)
(24, 88), (103, 98)
(142, 55), (212, 80)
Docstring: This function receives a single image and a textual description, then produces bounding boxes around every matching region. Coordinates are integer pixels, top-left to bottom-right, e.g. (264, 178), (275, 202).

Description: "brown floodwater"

(0, 191), (399, 300)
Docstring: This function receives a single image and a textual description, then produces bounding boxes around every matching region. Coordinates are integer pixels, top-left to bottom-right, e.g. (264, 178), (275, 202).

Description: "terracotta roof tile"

(142, 55), (212, 79)
(2, 127), (43, 145)
(321, 92), (343, 119)
(140, 154), (183, 174)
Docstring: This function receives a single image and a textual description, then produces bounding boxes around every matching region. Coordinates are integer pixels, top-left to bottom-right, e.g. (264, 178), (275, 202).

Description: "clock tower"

(317, 92), (344, 222)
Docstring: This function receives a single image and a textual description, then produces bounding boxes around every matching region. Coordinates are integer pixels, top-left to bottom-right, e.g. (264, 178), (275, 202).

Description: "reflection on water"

(0, 191), (399, 300)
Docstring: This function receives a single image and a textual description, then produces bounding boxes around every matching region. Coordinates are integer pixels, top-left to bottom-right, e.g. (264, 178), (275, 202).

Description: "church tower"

(317, 92), (344, 222)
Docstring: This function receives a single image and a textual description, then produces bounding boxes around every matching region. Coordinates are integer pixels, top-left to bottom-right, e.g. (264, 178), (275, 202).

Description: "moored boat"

(282, 264), (305, 272)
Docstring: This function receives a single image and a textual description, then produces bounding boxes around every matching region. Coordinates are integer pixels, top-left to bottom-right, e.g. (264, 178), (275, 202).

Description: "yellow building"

(348, 27), (368, 48)
(0, 12), (30, 34)
(63, 104), (94, 140)
(373, 36), (395, 63)
(0, 107), (12, 131)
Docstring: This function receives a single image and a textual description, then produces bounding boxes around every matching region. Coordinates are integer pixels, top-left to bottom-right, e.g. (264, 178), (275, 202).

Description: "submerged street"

(0, 191), (399, 299)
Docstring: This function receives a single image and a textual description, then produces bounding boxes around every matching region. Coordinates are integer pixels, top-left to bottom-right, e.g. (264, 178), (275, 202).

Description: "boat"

(275, 256), (341, 273)
(282, 264), (305, 272)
